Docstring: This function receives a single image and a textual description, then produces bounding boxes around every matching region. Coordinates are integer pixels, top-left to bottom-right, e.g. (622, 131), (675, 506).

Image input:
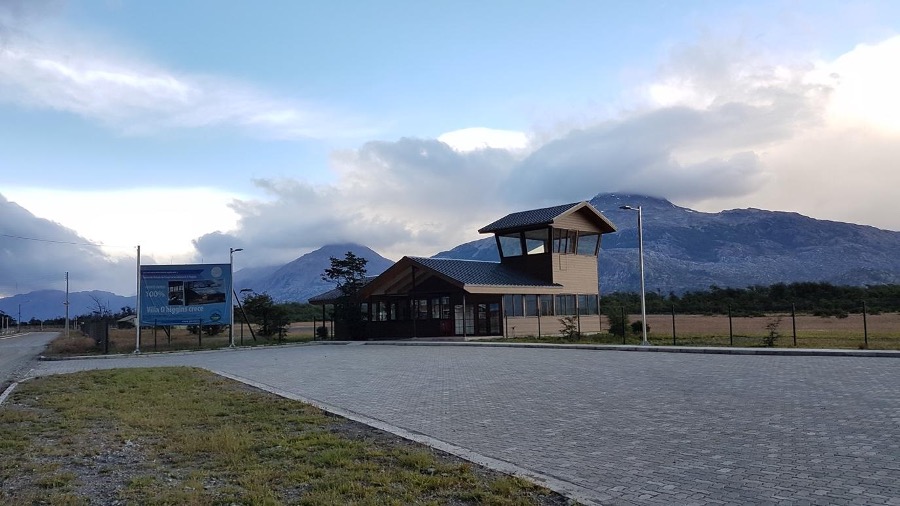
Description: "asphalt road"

(0, 332), (58, 387)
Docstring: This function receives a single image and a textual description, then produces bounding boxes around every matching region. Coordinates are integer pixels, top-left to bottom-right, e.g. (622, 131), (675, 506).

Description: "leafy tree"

(605, 306), (628, 338)
(322, 251), (368, 339)
(241, 291), (289, 339)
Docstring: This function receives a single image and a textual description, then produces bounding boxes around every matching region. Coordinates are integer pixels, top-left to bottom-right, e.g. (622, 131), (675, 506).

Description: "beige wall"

(493, 314), (604, 338)
(551, 254), (599, 293)
(554, 208), (603, 232)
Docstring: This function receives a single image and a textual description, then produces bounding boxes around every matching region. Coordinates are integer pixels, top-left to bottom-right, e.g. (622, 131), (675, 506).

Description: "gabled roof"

(410, 257), (559, 288)
(478, 201), (616, 234)
(307, 276), (378, 304)
(354, 256), (562, 299)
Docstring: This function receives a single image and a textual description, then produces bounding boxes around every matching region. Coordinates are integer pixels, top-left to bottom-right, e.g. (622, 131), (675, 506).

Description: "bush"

(316, 326), (329, 339)
(558, 316), (579, 340)
(630, 320), (650, 335)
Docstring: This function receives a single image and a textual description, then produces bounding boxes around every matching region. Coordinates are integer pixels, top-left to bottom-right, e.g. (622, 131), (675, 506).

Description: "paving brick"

(29, 344), (900, 505)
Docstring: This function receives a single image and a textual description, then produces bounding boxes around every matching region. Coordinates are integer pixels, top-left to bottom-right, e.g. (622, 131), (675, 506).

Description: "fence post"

(621, 306), (626, 345)
(791, 304), (797, 347)
(671, 304), (676, 346)
(728, 305), (733, 346)
(863, 301), (868, 348)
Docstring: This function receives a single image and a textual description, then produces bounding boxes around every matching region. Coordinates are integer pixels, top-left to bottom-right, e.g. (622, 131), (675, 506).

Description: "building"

(309, 201), (616, 339)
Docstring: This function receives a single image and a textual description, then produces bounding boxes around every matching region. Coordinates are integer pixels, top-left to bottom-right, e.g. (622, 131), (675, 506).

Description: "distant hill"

(435, 193), (900, 294)
(235, 244), (395, 303)
(0, 290), (136, 321)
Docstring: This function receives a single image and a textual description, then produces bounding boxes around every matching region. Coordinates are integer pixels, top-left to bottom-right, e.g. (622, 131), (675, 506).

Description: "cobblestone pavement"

(27, 344), (900, 505)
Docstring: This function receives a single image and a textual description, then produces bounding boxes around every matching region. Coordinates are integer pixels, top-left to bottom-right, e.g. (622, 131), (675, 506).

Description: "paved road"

(0, 332), (58, 386)
(26, 344), (900, 505)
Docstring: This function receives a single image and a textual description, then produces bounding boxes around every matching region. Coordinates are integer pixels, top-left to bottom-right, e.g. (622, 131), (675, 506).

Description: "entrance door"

(454, 305), (474, 335)
(476, 303), (502, 335)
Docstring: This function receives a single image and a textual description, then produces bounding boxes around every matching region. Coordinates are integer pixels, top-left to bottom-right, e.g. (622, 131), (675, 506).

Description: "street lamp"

(229, 248), (244, 348)
(620, 205), (650, 346)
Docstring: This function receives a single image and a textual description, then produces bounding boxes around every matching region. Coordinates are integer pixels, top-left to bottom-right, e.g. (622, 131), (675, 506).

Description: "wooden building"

(309, 201), (616, 339)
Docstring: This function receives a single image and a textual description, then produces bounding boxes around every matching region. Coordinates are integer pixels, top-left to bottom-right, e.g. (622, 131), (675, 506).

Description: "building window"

(503, 294), (524, 317)
(360, 303), (369, 321)
(552, 229), (577, 254)
(374, 302), (387, 321)
(540, 295), (554, 316)
(556, 294), (576, 315)
(523, 229), (549, 254)
(498, 233), (523, 257)
(415, 299), (429, 319)
(441, 296), (451, 319)
(524, 295), (539, 316)
(431, 297), (441, 319)
(389, 302), (398, 321)
(577, 294), (599, 315)
(577, 232), (600, 256)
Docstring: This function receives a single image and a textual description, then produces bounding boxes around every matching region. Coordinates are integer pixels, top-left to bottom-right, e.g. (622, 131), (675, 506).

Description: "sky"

(2, 0), (900, 297)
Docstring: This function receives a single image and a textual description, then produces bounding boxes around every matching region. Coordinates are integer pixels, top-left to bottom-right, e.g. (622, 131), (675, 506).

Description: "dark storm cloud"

(0, 193), (135, 295)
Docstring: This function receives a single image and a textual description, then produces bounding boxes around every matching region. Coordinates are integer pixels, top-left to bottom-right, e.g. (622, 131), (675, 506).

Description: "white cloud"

(4, 187), (241, 262)
(0, 18), (371, 140)
(438, 127), (530, 153)
(818, 37), (900, 134)
(199, 33), (900, 271)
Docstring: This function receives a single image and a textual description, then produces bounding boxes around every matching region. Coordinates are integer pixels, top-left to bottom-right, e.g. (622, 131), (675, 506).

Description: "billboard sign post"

(139, 264), (232, 327)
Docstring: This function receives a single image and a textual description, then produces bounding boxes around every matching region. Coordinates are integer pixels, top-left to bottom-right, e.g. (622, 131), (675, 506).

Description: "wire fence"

(613, 305), (900, 350)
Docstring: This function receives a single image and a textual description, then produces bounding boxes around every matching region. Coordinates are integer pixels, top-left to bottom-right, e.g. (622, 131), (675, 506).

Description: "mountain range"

(437, 193), (900, 295)
(5, 193), (900, 316)
(0, 290), (136, 323)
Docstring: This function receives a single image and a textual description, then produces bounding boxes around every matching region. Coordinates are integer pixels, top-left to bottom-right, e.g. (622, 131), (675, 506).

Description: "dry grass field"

(640, 312), (900, 349)
(42, 312), (900, 355)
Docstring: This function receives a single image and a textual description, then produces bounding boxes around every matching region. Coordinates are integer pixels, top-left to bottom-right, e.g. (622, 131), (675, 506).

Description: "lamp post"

(620, 205), (649, 346)
(229, 247), (244, 348)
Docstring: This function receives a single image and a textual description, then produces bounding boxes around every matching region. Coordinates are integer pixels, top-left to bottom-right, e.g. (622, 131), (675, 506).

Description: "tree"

(241, 291), (288, 339)
(322, 252), (369, 339)
(605, 306), (628, 338)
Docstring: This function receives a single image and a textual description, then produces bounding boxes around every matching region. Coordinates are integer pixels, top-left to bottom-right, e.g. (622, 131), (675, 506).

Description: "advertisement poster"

(139, 264), (232, 326)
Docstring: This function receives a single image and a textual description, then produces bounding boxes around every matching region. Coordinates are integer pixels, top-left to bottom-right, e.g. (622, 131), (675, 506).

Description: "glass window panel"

(498, 233), (523, 257)
(523, 229), (549, 255)
(578, 294), (599, 315)
(577, 233), (600, 256)
(555, 295), (576, 315)
(540, 295), (554, 316)
(566, 230), (577, 254)
(417, 299), (429, 319)
(441, 297), (451, 319)
(524, 295), (539, 316)
(431, 297), (441, 319)
(552, 229), (566, 253)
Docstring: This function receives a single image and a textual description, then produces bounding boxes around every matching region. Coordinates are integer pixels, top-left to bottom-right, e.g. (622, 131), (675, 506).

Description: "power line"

(0, 232), (131, 249)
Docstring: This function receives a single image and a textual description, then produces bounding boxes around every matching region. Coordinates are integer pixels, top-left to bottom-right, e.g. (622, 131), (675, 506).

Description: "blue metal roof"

(478, 202), (582, 233)
(410, 257), (559, 287)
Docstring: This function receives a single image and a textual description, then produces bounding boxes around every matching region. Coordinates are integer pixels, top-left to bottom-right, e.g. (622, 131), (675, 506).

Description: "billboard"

(139, 264), (232, 326)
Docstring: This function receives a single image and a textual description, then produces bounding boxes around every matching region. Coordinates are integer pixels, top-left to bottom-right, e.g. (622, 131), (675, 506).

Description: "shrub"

(630, 320), (650, 335)
(316, 326), (329, 339)
(558, 316), (579, 340)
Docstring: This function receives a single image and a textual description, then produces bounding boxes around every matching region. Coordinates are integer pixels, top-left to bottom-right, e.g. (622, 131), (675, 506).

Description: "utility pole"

(65, 272), (70, 338)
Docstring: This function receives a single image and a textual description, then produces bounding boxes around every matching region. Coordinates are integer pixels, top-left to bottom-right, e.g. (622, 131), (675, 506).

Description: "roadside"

(0, 367), (570, 505)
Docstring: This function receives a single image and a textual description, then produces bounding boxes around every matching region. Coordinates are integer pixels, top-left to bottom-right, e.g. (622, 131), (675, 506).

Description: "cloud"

(0, 10), (372, 140)
(0, 193), (136, 297)
(438, 127), (530, 153)
(196, 33), (900, 270)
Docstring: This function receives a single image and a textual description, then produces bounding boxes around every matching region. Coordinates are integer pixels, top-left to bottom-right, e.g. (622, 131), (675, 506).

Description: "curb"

(211, 369), (608, 506)
(361, 340), (900, 358)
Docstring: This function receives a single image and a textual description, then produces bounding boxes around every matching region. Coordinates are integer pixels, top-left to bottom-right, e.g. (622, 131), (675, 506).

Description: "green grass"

(0, 368), (561, 505)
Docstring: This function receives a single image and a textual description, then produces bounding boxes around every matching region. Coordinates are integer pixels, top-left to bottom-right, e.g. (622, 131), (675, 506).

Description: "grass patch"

(0, 368), (565, 505)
